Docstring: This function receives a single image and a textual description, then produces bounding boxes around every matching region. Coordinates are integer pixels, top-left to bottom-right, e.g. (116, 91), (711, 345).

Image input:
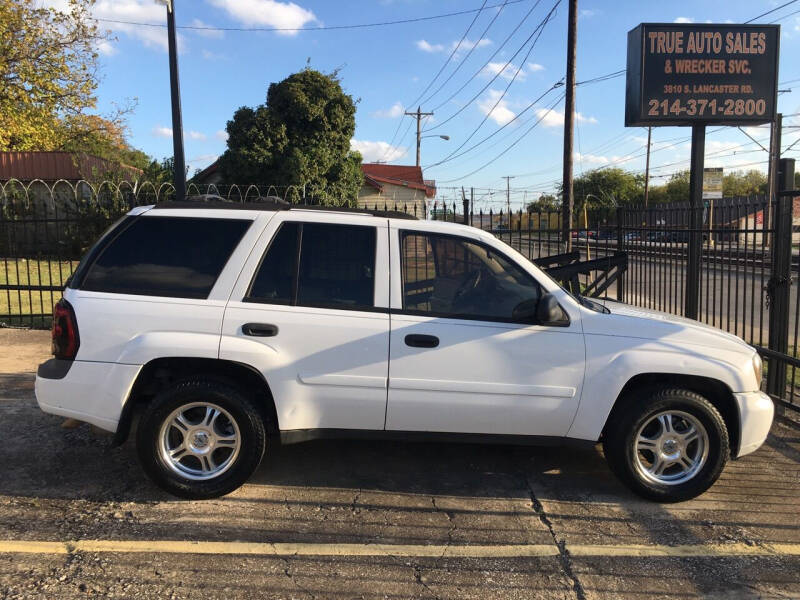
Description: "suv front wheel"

(137, 377), (267, 499)
(603, 387), (729, 502)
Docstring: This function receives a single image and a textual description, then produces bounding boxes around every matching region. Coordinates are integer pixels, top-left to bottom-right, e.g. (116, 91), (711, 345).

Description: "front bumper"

(733, 390), (774, 458)
(35, 359), (142, 433)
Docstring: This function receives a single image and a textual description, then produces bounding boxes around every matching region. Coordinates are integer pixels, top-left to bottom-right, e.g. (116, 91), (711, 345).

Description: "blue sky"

(47, 1), (800, 209)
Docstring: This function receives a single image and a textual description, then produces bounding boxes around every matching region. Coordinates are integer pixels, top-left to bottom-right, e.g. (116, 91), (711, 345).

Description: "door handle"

(405, 334), (439, 348)
(242, 323), (279, 337)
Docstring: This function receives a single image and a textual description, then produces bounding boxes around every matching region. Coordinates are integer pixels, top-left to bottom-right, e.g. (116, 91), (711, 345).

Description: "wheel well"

(602, 373), (740, 455)
(113, 357), (279, 446)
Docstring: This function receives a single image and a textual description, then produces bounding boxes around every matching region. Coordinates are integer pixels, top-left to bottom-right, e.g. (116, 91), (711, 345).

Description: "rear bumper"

(35, 359), (142, 433)
(733, 391), (774, 458)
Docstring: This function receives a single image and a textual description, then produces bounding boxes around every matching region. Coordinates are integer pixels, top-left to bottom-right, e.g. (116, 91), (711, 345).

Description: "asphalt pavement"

(1, 329), (799, 599)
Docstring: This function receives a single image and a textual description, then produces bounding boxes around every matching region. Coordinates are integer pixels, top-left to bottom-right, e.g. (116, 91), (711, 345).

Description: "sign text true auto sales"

(625, 24), (779, 126)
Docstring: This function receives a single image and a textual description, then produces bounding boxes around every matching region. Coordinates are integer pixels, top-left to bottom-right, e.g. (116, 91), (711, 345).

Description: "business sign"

(626, 23), (779, 127)
(702, 167), (723, 199)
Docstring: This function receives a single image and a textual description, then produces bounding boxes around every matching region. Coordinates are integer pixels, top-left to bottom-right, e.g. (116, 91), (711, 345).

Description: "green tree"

(723, 169), (767, 197)
(0, 0), (107, 151)
(219, 69), (363, 204)
(526, 194), (559, 211)
(647, 170), (690, 205)
(565, 168), (646, 210)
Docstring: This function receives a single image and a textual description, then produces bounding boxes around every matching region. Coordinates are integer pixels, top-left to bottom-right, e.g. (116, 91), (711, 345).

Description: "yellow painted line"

(1, 540), (799, 558)
(0, 541), (69, 554)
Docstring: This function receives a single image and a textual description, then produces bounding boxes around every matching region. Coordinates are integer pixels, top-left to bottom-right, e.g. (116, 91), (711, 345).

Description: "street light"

(155, 0), (186, 202)
(416, 134), (449, 166)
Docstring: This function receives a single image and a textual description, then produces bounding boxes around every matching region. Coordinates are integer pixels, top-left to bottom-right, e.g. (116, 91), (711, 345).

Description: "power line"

(425, 0), (559, 132)
(407, 0), (489, 111)
(425, 82), (562, 168)
(437, 92), (565, 183)
(93, 0), (532, 33)
(426, 0), (546, 115)
(420, 1), (511, 107)
(378, 0), (494, 162)
(744, 0), (799, 23)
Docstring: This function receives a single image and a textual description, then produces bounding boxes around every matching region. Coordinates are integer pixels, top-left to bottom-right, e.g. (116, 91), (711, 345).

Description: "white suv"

(35, 202), (773, 501)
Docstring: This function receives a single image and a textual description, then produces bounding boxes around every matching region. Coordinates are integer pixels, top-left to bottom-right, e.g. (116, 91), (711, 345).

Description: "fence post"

(685, 125), (705, 320)
(766, 158), (796, 399)
(616, 206), (624, 302)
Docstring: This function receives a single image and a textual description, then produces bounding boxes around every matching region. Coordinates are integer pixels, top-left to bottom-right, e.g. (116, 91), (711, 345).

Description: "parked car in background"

(36, 201), (772, 502)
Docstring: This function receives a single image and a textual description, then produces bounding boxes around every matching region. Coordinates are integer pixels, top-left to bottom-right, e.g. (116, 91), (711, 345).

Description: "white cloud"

(39, 0), (176, 52)
(674, 17), (694, 23)
(528, 62), (545, 73)
(215, 130), (229, 142)
(190, 18), (224, 39)
(574, 152), (610, 165)
(209, 0), (316, 36)
(373, 102), (405, 119)
(457, 37), (491, 53)
(92, 0), (173, 52)
(579, 9), (599, 18)
(536, 108), (598, 127)
(482, 61), (526, 82)
(416, 39), (444, 53)
(350, 139), (407, 163)
(152, 126), (173, 138)
(201, 49), (225, 60)
(477, 90), (516, 126)
(188, 131), (207, 141)
(416, 37), (490, 57)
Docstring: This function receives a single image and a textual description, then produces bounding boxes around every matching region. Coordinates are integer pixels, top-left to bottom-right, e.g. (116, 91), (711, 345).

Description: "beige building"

(358, 164), (436, 218)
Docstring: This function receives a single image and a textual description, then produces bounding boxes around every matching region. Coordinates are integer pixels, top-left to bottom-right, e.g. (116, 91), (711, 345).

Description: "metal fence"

(2, 178), (798, 411)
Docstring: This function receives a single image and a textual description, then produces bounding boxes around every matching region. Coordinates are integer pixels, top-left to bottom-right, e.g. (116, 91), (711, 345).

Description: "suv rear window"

(247, 222), (376, 310)
(80, 216), (251, 298)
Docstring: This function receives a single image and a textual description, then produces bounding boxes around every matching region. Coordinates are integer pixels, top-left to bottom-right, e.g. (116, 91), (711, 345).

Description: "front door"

(386, 229), (585, 437)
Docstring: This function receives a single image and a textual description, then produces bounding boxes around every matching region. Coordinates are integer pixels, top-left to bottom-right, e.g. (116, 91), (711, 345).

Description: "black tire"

(603, 387), (729, 502)
(136, 377), (267, 499)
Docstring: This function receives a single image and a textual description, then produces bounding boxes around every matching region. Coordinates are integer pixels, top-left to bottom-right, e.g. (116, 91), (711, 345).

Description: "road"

(1, 329), (799, 599)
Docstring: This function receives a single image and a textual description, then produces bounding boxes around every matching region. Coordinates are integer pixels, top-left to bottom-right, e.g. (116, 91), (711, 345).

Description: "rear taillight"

(52, 299), (80, 360)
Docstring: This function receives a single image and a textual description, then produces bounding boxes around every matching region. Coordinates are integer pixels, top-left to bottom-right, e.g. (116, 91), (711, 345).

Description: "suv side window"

(247, 222), (376, 310)
(400, 231), (541, 322)
(81, 216), (251, 299)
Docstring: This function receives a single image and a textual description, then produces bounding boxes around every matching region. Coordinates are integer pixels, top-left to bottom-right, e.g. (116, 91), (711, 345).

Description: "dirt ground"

(1, 328), (799, 599)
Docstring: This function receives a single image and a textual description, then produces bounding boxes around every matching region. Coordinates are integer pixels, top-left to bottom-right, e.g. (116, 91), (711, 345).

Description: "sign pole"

(685, 124), (705, 320)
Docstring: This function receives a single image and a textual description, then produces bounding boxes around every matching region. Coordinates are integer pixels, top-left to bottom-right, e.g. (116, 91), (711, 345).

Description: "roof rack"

(151, 199), (418, 220)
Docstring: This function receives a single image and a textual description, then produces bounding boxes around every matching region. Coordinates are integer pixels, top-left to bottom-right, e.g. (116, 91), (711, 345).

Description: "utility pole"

(560, 0), (578, 250)
(405, 106), (434, 167)
(643, 126), (652, 207)
(157, 0), (186, 202)
(767, 113), (783, 202)
(502, 176), (515, 226)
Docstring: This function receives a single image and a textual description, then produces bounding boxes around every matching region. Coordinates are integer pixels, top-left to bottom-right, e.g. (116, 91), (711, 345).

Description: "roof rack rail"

(152, 199), (418, 220)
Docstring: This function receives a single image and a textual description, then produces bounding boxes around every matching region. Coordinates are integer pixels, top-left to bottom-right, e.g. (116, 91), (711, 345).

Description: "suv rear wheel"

(603, 387), (729, 502)
(137, 377), (267, 499)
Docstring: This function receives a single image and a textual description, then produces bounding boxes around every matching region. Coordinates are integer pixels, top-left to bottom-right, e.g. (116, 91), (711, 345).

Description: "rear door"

(386, 226), (585, 437)
(220, 212), (391, 432)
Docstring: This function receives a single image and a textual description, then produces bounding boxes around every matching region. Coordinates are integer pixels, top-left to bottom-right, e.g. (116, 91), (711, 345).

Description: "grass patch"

(0, 259), (77, 326)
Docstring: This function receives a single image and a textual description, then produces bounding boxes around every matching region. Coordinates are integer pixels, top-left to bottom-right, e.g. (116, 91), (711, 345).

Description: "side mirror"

(536, 293), (568, 325)
(512, 293), (568, 325)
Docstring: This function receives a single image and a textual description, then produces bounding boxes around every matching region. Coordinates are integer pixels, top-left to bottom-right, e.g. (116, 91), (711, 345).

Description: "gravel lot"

(1, 328), (799, 599)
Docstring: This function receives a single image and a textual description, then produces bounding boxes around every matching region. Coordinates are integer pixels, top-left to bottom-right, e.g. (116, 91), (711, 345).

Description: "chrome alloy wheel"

(633, 410), (709, 486)
(158, 402), (241, 481)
